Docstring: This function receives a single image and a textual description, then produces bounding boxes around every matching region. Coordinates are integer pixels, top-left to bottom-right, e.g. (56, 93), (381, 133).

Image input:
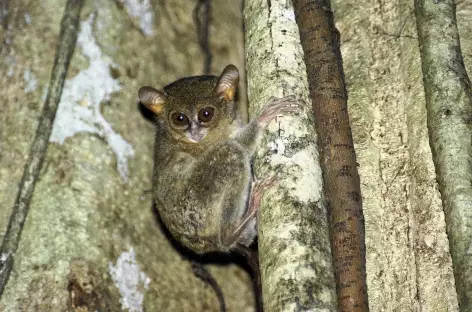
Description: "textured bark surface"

(244, 1), (337, 311)
(0, 0), (253, 311)
(331, 0), (471, 310)
(415, 0), (472, 310)
(292, 1), (369, 311)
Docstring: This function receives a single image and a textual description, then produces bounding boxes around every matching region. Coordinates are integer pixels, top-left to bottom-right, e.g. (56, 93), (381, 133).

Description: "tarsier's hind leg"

(184, 142), (251, 253)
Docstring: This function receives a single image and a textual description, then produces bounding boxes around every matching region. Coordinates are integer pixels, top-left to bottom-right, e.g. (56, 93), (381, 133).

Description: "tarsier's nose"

(187, 120), (205, 143)
(190, 120), (199, 135)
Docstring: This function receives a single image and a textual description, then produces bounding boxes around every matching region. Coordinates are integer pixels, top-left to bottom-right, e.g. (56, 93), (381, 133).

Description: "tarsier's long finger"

(253, 175), (280, 197)
(267, 95), (297, 104)
(266, 102), (299, 113)
(266, 101), (299, 112)
(274, 105), (300, 114)
(259, 97), (301, 125)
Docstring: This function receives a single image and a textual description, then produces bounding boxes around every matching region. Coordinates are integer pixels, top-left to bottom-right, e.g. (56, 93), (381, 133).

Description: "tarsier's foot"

(258, 96), (300, 126)
(248, 175), (281, 218)
(229, 175), (281, 241)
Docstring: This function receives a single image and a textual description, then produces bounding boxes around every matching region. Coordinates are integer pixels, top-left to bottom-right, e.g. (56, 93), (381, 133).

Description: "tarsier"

(139, 65), (298, 305)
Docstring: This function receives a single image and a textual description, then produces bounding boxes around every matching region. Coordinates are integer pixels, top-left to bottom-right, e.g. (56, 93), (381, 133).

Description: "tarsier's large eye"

(171, 112), (190, 126)
(198, 107), (215, 122)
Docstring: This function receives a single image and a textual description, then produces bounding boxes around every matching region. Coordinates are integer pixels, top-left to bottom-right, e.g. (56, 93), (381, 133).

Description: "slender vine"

(193, 0), (212, 74)
(0, 0), (84, 297)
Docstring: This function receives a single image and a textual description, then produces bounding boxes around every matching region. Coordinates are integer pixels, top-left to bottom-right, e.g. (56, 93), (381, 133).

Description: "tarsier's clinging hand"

(139, 65), (298, 254)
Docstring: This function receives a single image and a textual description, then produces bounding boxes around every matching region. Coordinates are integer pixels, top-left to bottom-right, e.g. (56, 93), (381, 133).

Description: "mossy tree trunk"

(332, 0), (471, 310)
(244, 0), (338, 311)
(246, 0), (470, 311)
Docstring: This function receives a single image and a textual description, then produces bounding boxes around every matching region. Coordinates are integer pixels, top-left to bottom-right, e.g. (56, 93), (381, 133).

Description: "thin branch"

(0, 0), (84, 297)
(292, 1), (369, 311)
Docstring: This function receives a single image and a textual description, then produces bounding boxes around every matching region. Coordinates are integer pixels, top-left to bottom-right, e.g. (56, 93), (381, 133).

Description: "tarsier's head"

(138, 65), (240, 143)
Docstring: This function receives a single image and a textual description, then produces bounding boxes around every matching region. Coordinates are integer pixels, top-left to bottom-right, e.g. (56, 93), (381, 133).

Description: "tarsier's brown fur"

(139, 65), (298, 255)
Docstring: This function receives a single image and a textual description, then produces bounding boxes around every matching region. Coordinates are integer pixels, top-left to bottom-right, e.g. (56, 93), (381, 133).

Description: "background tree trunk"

(0, 1), (252, 311)
(415, 0), (472, 309)
(332, 0), (471, 310)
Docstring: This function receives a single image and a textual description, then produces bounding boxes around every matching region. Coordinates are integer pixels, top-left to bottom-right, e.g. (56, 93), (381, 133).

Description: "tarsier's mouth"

(185, 136), (203, 143)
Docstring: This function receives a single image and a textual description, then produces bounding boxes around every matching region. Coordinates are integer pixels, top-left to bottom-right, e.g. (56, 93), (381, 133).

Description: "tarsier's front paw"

(258, 95), (300, 126)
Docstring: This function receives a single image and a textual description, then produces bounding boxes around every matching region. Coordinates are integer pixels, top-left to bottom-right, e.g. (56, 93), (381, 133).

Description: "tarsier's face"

(138, 66), (240, 145)
(166, 102), (217, 143)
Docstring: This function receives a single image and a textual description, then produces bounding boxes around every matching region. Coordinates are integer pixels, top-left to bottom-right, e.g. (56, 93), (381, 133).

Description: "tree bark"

(332, 0), (463, 310)
(415, 0), (472, 310)
(292, 1), (369, 311)
(244, 0), (337, 311)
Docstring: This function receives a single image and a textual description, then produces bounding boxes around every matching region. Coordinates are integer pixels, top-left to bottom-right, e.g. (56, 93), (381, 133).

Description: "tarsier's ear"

(138, 86), (166, 115)
(215, 64), (239, 102)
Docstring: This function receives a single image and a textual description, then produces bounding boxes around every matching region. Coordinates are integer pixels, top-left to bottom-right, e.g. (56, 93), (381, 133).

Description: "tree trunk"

(415, 0), (472, 310)
(0, 1), (253, 311)
(244, 1), (338, 311)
